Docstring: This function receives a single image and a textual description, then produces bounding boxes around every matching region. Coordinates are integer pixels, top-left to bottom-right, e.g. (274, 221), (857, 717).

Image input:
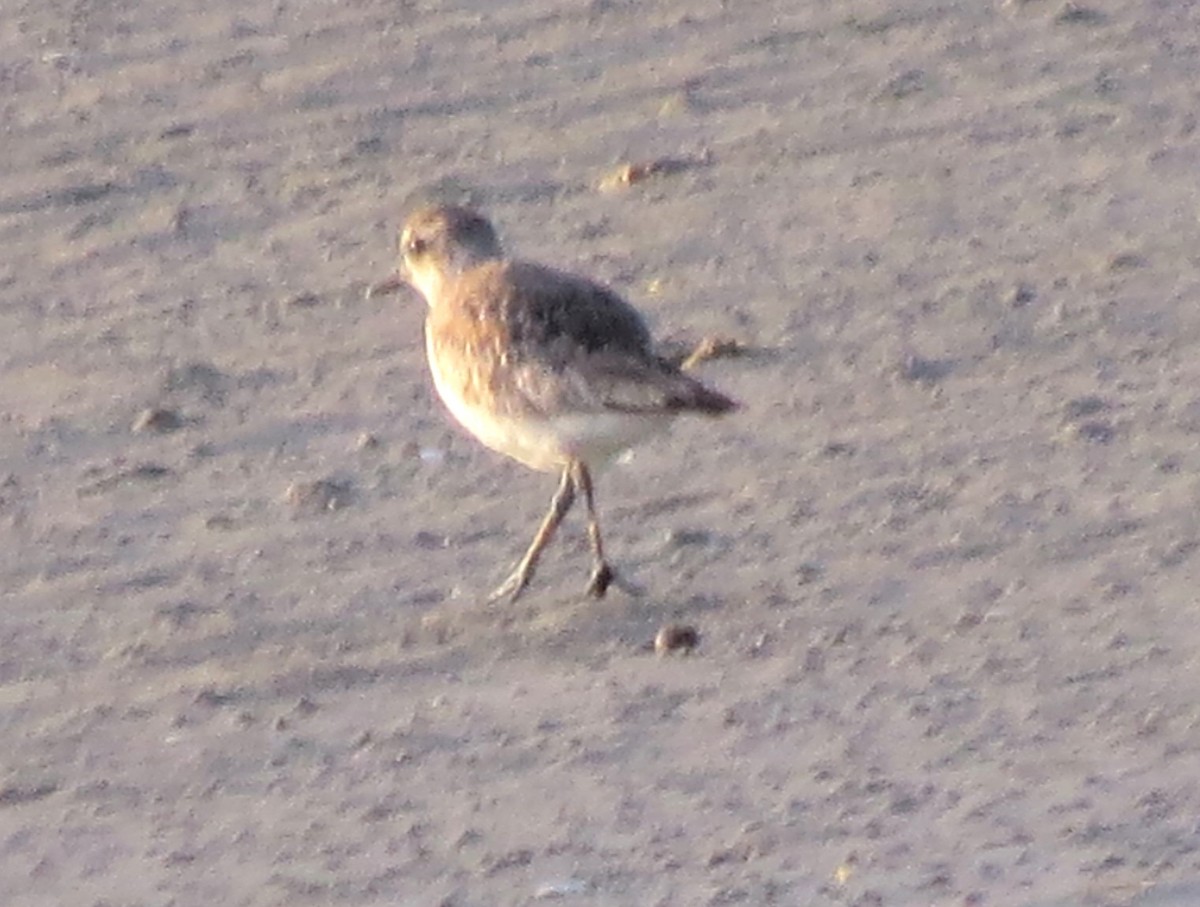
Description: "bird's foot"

(585, 564), (644, 599)
(586, 563), (613, 598)
(487, 568), (531, 605)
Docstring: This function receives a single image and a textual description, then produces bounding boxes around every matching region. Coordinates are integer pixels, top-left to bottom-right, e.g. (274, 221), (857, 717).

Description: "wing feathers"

(430, 259), (738, 419)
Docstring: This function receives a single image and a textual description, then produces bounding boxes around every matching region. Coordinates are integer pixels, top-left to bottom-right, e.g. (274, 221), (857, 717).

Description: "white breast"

(425, 331), (665, 472)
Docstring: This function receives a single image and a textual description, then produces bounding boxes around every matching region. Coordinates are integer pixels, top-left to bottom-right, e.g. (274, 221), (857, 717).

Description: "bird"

(370, 205), (738, 603)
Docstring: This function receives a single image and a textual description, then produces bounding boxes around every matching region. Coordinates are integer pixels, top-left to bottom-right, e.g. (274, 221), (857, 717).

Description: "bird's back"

(424, 258), (735, 470)
(428, 259), (735, 414)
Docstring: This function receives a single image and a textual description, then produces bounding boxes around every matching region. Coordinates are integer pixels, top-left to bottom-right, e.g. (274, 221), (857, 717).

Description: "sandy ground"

(4, 0), (1200, 904)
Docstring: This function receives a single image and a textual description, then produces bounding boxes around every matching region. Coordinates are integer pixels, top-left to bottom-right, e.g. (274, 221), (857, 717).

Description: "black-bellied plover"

(372, 205), (737, 602)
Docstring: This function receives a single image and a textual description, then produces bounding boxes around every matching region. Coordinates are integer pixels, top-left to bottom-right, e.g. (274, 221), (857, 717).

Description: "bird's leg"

(570, 460), (618, 599)
(488, 465), (576, 604)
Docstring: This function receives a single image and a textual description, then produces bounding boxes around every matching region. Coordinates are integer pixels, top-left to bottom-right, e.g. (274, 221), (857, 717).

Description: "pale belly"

(427, 343), (666, 472)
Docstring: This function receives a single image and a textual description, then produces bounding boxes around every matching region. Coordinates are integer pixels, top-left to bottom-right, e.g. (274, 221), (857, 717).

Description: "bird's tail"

(670, 372), (739, 416)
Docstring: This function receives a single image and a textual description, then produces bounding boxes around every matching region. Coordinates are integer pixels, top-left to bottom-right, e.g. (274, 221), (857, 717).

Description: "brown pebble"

(285, 478), (351, 514)
(597, 154), (706, 192)
(654, 623), (700, 656)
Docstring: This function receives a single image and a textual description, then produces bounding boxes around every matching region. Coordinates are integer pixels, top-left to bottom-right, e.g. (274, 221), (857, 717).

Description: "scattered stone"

(597, 153), (709, 192)
(285, 478), (352, 514)
(355, 432), (381, 451)
(654, 623), (700, 656)
(132, 407), (183, 433)
(1008, 283), (1037, 307)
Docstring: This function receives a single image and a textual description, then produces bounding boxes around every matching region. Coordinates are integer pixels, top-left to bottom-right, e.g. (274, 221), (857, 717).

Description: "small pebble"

(597, 155), (704, 192)
(1008, 283), (1036, 307)
(654, 623), (700, 656)
(285, 478), (351, 514)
